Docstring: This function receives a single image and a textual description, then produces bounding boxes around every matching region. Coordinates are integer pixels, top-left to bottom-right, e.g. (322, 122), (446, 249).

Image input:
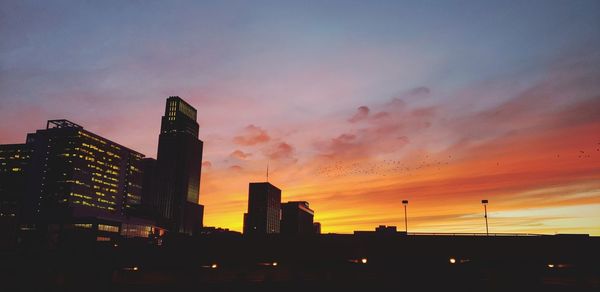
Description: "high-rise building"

(19, 119), (144, 221)
(243, 182), (281, 235)
(281, 201), (314, 235)
(155, 96), (204, 235)
(0, 143), (32, 248)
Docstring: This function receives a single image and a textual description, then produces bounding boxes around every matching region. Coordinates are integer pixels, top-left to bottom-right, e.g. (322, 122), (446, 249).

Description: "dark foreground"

(2, 234), (599, 291)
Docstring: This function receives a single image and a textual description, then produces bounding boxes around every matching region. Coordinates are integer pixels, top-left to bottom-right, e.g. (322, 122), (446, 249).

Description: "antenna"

(266, 161), (269, 182)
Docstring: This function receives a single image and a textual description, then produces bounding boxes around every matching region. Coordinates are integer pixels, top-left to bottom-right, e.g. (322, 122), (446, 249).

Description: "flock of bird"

(315, 155), (453, 178)
(315, 141), (599, 178)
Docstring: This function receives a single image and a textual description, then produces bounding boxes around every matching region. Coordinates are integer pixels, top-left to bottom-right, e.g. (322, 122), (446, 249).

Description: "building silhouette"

(140, 158), (157, 209)
(154, 96), (204, 235)
(0, 120), (174, 248)
(281, 201), (314, 235)
(313, 222), (321, 234)
(0, 143), (32, 248)
(243, 182), (281, 235)
(19, 120), (144, 221)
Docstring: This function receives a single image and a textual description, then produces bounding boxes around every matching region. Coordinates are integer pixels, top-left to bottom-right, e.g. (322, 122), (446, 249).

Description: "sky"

(1, 0), (600, 235)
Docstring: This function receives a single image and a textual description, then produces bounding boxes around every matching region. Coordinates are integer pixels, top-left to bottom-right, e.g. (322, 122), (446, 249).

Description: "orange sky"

(198, 59), (600, 235)
(2, 1), (599, 236)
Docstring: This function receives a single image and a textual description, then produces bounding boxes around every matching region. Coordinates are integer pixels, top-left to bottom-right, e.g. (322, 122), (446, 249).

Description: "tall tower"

(243, 182), (281, 235)
(155, 96), (204, 235)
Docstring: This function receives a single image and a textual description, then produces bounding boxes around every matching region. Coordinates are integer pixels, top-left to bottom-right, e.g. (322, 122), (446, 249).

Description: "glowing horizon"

(1, 1), (599, 235)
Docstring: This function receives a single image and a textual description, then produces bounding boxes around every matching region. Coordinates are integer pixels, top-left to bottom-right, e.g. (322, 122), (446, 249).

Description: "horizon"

(1, 0), (599, 235)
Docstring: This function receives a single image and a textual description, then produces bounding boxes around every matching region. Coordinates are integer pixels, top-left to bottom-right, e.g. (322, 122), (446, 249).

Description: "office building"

(243, 182), (281, 235)
(155, 96), (204, 235)
(281, 201), (314, 235)
(17, 119), (144, 221)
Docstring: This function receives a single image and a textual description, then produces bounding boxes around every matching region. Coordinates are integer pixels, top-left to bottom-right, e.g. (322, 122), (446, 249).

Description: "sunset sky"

(1, 0), (599, 235)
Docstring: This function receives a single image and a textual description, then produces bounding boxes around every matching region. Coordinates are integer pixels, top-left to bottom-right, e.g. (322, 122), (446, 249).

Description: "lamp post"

(402, 200), (408, 233)
(481, 199), (489, 236)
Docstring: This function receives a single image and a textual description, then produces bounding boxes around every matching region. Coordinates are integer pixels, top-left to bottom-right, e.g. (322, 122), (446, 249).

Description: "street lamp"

(481, 199), (489, 236)
(402, 200), (409, 233)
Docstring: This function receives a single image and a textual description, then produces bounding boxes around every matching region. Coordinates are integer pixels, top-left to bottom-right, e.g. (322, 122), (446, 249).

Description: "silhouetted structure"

(140, 158), (157, 208)
(154, 96), (204, 235)
(20, 120), (144, 221)
(0, 143), (32, 248)
(355, 225), (405, 237)
(375, 225), (397, 234)
(313, 222), (321, 234)
(243, 182), (281, 235)
(281, 201), (314, 235)
(0, 120), (170, 247)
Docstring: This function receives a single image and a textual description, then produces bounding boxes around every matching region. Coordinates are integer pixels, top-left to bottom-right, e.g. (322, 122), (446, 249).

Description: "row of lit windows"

(64, 180), (90, 188)
(78, 131), (107, 145)
(106, 151), (121, 159)
(97, 197), (116, 205)
(98, 224), (119, 233)
(96, 160), (119, 170)
(92, 184), (117, 194)
(70, 192), (92, 200)
(92, 172), (118, 182)
(121, 224), (153, 238)
(72, 200), (117, 212)
(91, 177), (117, 188)
(86, 163), (120, 176)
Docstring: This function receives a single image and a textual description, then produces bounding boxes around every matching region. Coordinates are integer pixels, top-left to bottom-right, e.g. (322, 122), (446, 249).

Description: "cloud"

(348, 106), (370, 123)
(230, 149), (252, 160)
(264, 142), (295, 160)
(314, 95), (434, 160)
(202, 161), (212, 169)
(233, 125), (270, 146)
(404, 86), (431, 99)
(229, 165), (243, 171)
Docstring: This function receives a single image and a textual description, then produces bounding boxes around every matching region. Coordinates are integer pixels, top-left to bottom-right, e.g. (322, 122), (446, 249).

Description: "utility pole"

(482, 199), (489, 236)
(402, 200), (409, 233)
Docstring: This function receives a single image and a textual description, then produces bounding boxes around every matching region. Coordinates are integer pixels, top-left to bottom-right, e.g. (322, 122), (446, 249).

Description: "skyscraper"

(155, 96), (204, 235)
(281, 201), (314, 235)
(243, 182), (281, 235)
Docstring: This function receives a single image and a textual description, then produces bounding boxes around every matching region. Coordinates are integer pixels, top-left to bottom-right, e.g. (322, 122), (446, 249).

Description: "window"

(98, 224), (119, 233)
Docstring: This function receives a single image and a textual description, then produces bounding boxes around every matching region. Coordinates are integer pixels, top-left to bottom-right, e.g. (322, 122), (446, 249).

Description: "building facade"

(155, 96), (204, 235)
(281, 201), (314, 235)
(19, 119), (144, 222)
(243, 182), (281, 235)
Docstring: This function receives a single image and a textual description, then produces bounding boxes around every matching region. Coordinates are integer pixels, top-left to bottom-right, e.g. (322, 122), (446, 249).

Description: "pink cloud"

(229, 165), (243, 171)
(230, 149), (252, 160)
(264, 142), (295, 160)
(202, 161), (212, 169)
(348, 106), (370, 123)
(233, 125), (270, 146)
